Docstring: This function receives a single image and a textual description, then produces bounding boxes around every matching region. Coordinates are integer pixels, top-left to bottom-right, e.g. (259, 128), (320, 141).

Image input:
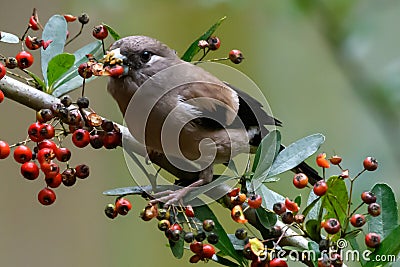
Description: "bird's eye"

(140, 51), (152, 63)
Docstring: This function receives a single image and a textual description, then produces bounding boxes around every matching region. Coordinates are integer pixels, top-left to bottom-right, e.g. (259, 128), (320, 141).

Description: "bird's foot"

(149, 187), (192, 207)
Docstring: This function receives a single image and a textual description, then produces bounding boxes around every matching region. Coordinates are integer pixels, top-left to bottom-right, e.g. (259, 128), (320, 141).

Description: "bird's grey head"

(109, 36), (179, 83)
(107, 36), (180, 114)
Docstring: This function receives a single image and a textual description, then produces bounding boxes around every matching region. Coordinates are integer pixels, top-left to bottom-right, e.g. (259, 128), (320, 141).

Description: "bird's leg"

(150, 165), (214, 207)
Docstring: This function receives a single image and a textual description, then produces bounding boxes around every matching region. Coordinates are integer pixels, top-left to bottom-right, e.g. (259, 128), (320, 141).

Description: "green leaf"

(304, 191), (321, 220)
(348, 237), (367, 266)
(169, 238), (184, 259)
(255, 207), (277, 228)
(228, 234), (246, 251)
(103, 23), (121, 41)
(262, 177), (280, 183)
(268, 133), (325, 177)
(181, 16), (226, 62)
(369, 183), (398, 239)
(364, 225), (400, 267)
(307, 241), (320, 267)
(211, 254), (242, 267)
(194, 204), (245, 265)
(52, 41), (103, 97)
(102, 185), (174, 196)
(305, 219), (321, 242)
(323, 176), (348, 230)
(24, 70), (47, 90)
(0, 31), (19, 43)
(227, 159), (239, 176)
(252, 130), (281, 181)
(256, 184), (285, 211)
(47, 53), (75, 91)
(41, 15), (67, 86)
(294, 195), (302, 208)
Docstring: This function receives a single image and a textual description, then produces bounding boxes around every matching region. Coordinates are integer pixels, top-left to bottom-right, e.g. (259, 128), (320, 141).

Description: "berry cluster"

(0, 91), (123, 205)
(223, 154), (382, 267)
(104, 199), (219, 264)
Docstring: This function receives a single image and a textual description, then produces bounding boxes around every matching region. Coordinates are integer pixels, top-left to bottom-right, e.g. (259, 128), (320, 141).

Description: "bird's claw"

(149, 188), (190, 207)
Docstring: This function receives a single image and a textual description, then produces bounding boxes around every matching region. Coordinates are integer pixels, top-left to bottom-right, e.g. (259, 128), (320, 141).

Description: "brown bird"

(106, 35), (321, 205)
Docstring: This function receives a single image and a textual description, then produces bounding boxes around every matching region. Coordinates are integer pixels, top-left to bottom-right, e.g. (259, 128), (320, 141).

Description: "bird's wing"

(178, 65), (239, 126)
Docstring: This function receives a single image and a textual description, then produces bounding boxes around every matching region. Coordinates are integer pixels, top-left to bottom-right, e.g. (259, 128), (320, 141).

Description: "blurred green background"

(1, 0), (400, 266)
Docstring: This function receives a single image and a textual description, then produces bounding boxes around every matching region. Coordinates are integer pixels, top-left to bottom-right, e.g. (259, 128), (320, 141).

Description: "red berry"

(231, 205), (248, 224)
(72, 129), (90, 148)
(13, 145), (32, 163)
(365, 232), (380, 248)
(350, 214), (366, 227)
(0, 62), (6, 80)
(63, 14), (77, 22)
(41, 40), (53, 50)
(92, 25), (108, 40)
(231, 192), (247, 205)
(41, 161), (60, 178)
(281, 211), (294, 224)
(273, 202), (286, 215)
(270, 258), (288, 267)
(0, 90), (4, 103)
(189, 254), (202, 264)
(38, 188), (56, 206)
(202, 219), (215, 232)
(5, 57), (18, 69)
(313, 180), (328, 196)
(207, 36), (220, 51)
(106, 65), (125, 77)
(228, 187), (240, 197)
(37, 148), (55, 164)
(228, 49), (244, 64)
(170, 223), (183, 231)
(285, 198), (299, 213)
(90, 133), (103, 149)
(39, 123), (55, 139)
(55, 147), (71, 162)
(115, 198), (132, 215)
(368, 203), (381, 217)
(201, 244), (215, 259)
(45, 173), (62, 188)
(16, 51), (34, 69)
(0, 141), (10, 159)
(28, 16), (40, 31)
(185, 205), (195, 217)
(323, 218), (341, 235)
(158, 219), (171, 231)
(78, 63), (93, 79)
(38, 140), (57, 152)
(293, 173), (309, 189)
(361, 191), (376, 204)
(329, 155), (342, 165)
(24, 36), (42, 50)
(20, 161), (40, 180)
(61, 168), (77, 187)
(190, 241), (203, 255)
(28, 122), (44, 142)
(36, 109), (54, 123)
(103, 131), (121, 149)
(248, 194), (262, 209)
(75, 164), (89, 179)
(316, 153), (330, 168)
(363, 157), (378, 171)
